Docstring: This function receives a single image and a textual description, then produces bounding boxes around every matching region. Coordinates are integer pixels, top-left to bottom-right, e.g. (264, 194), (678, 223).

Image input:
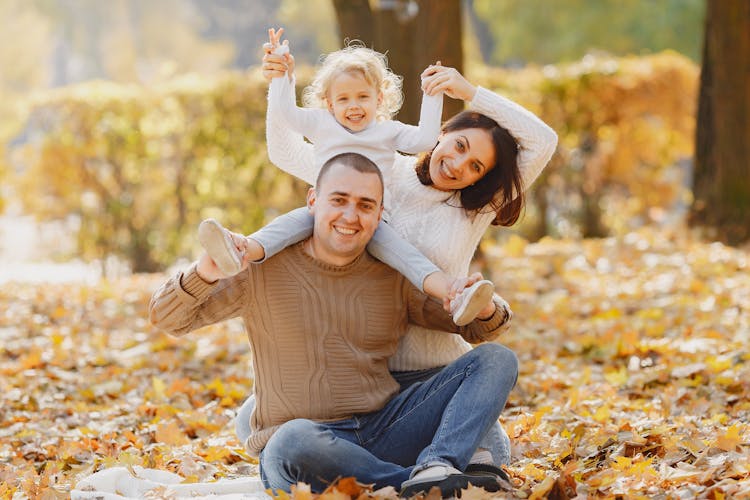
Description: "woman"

(236, 41), (558, 473)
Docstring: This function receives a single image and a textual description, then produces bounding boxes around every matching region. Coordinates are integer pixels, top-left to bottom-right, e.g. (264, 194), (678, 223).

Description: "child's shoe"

(198, 218), (243, 276)
(450, 279), (495, 326)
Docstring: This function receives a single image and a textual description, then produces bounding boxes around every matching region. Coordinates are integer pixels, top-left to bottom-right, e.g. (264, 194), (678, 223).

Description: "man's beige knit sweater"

(149, 242), (506, 456)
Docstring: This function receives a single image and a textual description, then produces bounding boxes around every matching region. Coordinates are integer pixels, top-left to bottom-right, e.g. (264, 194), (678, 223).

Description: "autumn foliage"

(7, 52), (698, 272)
(1, 230), (748, 498)
(11, 72), (309, 272)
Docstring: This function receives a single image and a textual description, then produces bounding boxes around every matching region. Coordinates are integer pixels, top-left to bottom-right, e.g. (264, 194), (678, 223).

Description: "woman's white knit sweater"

(266, 86), (558, 371)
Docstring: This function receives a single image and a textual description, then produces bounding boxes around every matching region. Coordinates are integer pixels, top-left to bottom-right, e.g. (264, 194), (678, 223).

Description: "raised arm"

(421, 64), (558, 190)
(390, 90), (443, 154)
(263, 28), (318, 186)
(269, 73), (325, 142)
(149, 261), (248, 337)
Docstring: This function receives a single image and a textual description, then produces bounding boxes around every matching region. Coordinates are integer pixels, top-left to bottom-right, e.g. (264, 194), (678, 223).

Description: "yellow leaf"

(593, 405), (611, 423)
(206, 378), (227, 397)
(152, 376), (167, 400)
(521, 463), (547, 481)
(715, 425), (742, 452)
(604, 366), (628, 387)
(529, 476), (556, 500)
(612, 456), (632, 470)
(21, 348), (44, 369)
(503, 234), (528, 257)
(267, 488), (290, 500)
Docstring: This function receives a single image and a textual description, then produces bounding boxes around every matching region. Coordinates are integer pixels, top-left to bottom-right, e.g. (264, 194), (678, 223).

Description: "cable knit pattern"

(149, 243), (506, 456)
(266, 86), (558, 371)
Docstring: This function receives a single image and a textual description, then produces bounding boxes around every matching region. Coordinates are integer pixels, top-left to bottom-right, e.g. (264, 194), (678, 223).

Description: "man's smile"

(334, 225), (358, 235)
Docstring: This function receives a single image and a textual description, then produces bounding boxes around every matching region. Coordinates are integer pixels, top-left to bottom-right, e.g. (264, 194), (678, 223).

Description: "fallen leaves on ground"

(1, 228), (748, 498)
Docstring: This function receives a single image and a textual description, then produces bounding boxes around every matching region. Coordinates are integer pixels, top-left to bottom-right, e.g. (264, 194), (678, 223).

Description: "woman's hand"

(421, 62), (477, 102)
(262, 27), (295, 82)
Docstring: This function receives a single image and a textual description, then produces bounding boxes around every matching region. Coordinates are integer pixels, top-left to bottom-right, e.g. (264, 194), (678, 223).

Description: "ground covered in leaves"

(1, 229), (749, 498)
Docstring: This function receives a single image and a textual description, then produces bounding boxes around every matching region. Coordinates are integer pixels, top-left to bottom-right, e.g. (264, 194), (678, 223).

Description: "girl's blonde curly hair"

(301, 42), (403, 122)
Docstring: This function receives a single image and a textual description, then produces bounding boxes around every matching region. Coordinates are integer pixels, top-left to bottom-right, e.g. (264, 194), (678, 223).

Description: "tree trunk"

(332, 0), (463, 124)
(414, 0), (464, 121)
(331, 0), (374, 44)
(690, 0), (750, 245)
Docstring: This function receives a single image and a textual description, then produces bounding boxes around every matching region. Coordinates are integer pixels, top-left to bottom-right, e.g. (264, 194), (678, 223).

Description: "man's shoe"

(464, 463), (512, 484)
(450, 280), (495, 326)
(198, 218), (242, 276)
(400, 464), (501, 498)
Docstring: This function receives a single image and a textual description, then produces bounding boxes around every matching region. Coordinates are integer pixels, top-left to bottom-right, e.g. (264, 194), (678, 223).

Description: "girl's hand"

(262, 27), (295, 82)
(421, 62), (477, 102)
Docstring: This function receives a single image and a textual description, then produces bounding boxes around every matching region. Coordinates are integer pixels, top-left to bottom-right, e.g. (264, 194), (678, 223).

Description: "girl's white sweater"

(266, 86), (558, 371)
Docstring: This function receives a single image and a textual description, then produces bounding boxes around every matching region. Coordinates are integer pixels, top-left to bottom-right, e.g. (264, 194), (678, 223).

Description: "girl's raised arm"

(390, 89), (443, 155)
(262, 30), (318, 186)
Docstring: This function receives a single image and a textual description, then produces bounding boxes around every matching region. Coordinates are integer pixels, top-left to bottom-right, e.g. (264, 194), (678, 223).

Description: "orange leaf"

(154, 421), (190, 446)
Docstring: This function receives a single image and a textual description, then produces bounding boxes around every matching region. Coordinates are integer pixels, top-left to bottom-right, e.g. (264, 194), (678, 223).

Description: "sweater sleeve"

(268, 76), (324, 142)
(266, 78), (318, 186)
(390, 92), (443, 154)
(149, 263), (249, 337)
(405, 283), (505, 344)
(469, 86), (558, 191)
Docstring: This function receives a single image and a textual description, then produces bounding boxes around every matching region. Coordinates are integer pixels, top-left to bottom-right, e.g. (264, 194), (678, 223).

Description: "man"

(149, 153), (517, 497)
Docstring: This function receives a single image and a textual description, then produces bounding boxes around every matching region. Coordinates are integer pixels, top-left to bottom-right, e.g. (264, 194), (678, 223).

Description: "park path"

(0, 213), (102, 284)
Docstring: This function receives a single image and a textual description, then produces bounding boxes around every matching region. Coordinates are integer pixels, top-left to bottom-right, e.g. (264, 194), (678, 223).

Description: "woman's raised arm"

(421, 64), (557, 191)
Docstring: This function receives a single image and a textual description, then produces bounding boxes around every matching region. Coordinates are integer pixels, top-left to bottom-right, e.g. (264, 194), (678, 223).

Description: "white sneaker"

(198, 218), (242, 276)
(450, 280), (495, 326)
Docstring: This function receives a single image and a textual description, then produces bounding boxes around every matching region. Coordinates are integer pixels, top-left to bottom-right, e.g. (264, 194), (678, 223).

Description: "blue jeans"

(391, 367), (512, 466)
(236, 362), (513, 468)
(257, 344), (518, 492)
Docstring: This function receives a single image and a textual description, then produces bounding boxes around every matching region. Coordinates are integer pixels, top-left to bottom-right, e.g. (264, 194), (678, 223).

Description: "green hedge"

(11, 52), (698, 270)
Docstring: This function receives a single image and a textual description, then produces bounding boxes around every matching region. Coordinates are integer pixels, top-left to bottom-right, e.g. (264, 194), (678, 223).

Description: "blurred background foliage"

(0, 0), (706, 272)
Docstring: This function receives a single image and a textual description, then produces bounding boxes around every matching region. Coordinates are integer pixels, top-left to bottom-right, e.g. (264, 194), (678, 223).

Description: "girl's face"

(326, 71), (382, 132)
(428, 128), (496, 191)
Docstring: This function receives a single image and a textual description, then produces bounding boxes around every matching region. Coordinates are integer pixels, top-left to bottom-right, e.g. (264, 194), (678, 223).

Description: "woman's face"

(428, 128), (496, 191)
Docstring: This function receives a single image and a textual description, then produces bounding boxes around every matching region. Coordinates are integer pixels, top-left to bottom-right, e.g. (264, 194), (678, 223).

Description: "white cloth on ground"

(71, 466), (269, 500)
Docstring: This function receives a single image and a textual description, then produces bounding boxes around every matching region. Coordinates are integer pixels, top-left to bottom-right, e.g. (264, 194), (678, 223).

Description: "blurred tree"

(331, 0), (463, 124)
(519, 52), (697, 239)
(0, 0), (53, 214)
(277, 0), (338, 63)
(0, 0), (52, 92)
(691, 0), (750, 245)
(13, 75), (308, 272)
(192, 0), (283, 69)
(473, 0), (704, 65)
(32, 0), (235, 85)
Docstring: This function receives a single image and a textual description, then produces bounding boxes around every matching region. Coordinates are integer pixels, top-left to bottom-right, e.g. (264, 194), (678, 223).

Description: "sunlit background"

(0, 0), (706, 281)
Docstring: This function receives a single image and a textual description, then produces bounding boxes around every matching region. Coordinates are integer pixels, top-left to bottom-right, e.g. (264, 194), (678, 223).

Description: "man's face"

(307, 163), (384, 266)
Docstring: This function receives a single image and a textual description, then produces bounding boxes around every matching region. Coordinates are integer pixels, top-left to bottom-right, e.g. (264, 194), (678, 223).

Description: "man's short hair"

(316, 153), (384, 202)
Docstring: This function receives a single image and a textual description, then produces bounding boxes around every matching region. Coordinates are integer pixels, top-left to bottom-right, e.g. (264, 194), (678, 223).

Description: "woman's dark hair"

(415, 111), (524, 226)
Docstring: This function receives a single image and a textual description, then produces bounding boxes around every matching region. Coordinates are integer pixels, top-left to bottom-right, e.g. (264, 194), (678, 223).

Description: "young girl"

(199, 28), (495, 325)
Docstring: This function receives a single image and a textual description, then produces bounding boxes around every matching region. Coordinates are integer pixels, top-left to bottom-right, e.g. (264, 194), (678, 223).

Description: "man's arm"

(149, 256), (249, 337)
(405, 279), (509, 344)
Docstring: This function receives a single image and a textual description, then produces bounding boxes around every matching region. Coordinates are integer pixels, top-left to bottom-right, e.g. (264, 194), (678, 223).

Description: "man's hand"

(263, 27), (295, 82)
(196, 232), (252, 283)
(444, 272), (496, 319)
